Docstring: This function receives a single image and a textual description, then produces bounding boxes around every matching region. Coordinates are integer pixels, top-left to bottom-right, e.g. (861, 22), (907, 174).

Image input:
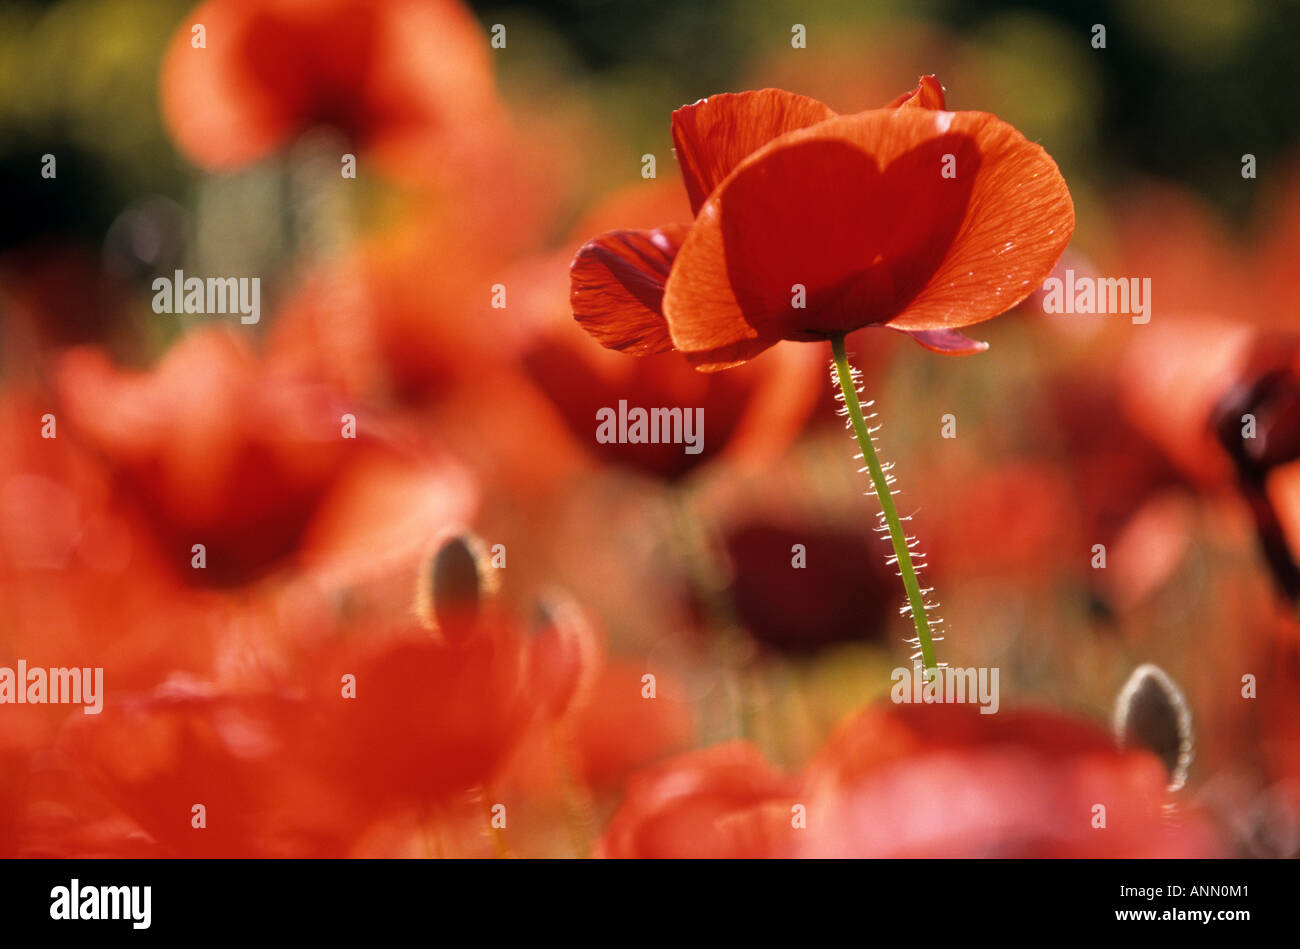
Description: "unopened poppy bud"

(419, 532), (495, 641)
(527, 590), (598, 719)
(1113, 663), (1193, 792)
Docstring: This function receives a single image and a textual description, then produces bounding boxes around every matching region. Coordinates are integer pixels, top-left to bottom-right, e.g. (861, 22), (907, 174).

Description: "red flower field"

(1, 0), (1297, 866)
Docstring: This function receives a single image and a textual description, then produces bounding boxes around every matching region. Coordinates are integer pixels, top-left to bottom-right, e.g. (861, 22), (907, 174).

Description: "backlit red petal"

(885, 74), (947, 111)
(663, 108), (1073, 349)
(571, 226), (689, 355)
(671, 89), (835, 215)
(896, 326), (989, 354)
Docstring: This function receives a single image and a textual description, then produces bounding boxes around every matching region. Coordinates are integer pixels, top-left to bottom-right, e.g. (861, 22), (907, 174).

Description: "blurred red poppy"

(309, 617), (534, 810)
(708, 518), (897, 655)
(160, 0), (501, 179)
(58, 679), (348, 857)
(522, 335), (820, 482)
(572, 77), (1074, 370)
(267, 225), (504, 407)
(566, 660), (693, 795)
(0, 383), (229, 687)
(799, 703), (1220, 857)
(55, 611), (537, 856)
(55, 329), (471, 587)
(596, 741), (798, 858)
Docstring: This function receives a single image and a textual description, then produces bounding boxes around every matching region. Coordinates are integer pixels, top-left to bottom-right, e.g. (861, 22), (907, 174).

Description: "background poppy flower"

(54, 329), (470, 588)
(521, 329), (821, 482)
(596, 741), (798, 858)
(563, 660), (694, 796)
(159, 0), (502, 180)
(703, 517), (897, 656)
(55, 331), (355, 585)
(799, 704), (1220, 858)
(54, 607), (541, 856)
(309, 619), (535, 811)
(0, 385), (227, 694)
(57, 679), (351, 857)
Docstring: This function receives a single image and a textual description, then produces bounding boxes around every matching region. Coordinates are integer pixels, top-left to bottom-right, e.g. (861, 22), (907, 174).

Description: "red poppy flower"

(799, 703), (1220, 857)
(595, 741), (798, 858)
(159, 0), (500, 177)
(54, 610), (537, 856)
(266, 226), (502, 407)
(703, 518), (897, 655)
(56, 679), (350, 857)
(55, 329), (471, 587)
(565, 661), (693, 795)
(572, 77), (1074, 370)
(55, 331), (354, 585)
(309, 618), (534, 811)
(522, 330), (822, 482)
(0, 383), (229, 692)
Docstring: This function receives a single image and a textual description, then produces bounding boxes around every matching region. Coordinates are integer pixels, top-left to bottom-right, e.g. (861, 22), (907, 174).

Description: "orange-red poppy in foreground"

(571, 77), (1074, 370)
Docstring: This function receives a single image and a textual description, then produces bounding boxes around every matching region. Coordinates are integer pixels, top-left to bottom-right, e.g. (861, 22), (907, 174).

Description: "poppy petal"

(885, 75), (947, 111)
(571, 225), (690, 355)
(662, 108), (1073, 353)
(895, 326), (989, 355)
(671, 89), (836, 215)
(683, 336), (779, 373)
(887, 115), (1074, 332)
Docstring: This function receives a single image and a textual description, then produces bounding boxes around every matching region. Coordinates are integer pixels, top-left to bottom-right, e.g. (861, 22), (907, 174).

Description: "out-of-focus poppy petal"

(316, 625), (533, 806)
(800, 704), (1220, 858)
(568, 661), (692, 793)
(663, 108), (1073, 356)
(159, 0), (500, 176)
(895, 326), (989, 354)
(61, 680), (350, 857)
(712, 520), (895, 655)
(595, 742), (798, 858)
(54, 332), (356, 585)
(525, 593), (601, 720)
(671, 89), (836, 215)
(571, 225), (690, 355)
(524, 311), (820, 475)
(160, 0), (291, 170)
(884, 74), (946, 111)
